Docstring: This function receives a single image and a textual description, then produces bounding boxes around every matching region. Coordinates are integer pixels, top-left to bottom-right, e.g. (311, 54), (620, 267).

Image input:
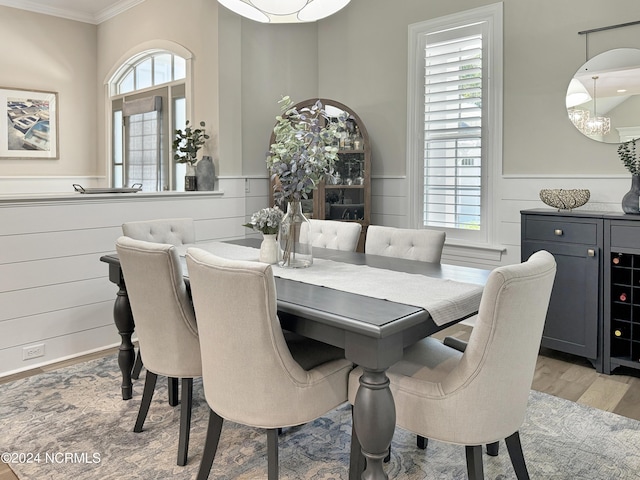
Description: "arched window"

(107, 46), (191, 191)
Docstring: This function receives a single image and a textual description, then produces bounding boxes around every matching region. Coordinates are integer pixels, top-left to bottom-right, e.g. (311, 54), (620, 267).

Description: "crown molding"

(0, 0), (144, 24)
(95, 0), (145, 24)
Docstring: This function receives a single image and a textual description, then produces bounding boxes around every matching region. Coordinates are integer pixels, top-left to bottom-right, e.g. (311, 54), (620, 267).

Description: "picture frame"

(0, 87), (58, 159)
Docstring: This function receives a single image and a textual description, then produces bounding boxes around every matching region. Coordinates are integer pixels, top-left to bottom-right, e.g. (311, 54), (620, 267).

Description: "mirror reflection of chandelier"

(582, 76), (611, 136)
(217, 0), (351, 23)
(568, 108), (590, 131)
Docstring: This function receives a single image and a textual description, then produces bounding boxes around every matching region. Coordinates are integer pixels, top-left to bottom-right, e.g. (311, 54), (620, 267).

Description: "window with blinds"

(408, 4), (502, 246)
(423, 26), (483, 231)
(109, 48), (189, 191)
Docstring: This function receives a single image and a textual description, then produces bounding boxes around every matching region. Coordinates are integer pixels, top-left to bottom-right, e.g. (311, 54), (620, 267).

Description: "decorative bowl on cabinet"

(539, 189), (590, 210)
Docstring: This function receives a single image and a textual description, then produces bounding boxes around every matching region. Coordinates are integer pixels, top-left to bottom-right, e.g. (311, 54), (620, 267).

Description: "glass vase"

(622, 175), (640, 214)
(278, 201), (312, 268)
(259, 233), (279, 264)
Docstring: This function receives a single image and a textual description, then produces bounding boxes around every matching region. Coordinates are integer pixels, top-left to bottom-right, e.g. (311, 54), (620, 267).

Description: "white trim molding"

(0, 0), (144, 24)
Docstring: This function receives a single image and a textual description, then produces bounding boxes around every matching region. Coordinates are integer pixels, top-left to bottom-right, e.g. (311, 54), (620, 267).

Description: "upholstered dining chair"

(365, 225), (445, 263)
(302, 219), (362, 251)
(348, 250), (556, 479)
(122, 217), (195, 246)
(185, 248), (353, 480)
(121, 218), (195, 385)
(115, 236), (202, 467)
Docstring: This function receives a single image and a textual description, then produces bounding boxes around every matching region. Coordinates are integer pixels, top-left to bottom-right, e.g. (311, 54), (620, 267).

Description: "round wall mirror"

(566, 48), (640, 143)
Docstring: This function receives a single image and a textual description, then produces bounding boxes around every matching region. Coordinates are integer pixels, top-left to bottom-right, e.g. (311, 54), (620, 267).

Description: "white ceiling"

(0, 0), (144, 24)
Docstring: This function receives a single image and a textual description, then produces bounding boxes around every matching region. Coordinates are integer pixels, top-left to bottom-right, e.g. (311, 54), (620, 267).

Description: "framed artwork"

(0, 87), (58, 159)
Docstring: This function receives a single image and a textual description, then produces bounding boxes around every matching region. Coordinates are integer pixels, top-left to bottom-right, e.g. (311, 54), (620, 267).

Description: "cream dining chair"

(121, 217), (195, 391)
(302, 219), (362, 251)
(122, 217), (195, 245)
(115, 236), (202, 466)
(186, 248), (353, 480)
(365, 225), (446, 263)
(348, 250), (556, 479)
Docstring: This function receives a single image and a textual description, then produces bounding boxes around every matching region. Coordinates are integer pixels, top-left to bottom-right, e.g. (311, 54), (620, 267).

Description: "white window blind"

(122, 96), (163, 192)
(423, 27), (483, 231)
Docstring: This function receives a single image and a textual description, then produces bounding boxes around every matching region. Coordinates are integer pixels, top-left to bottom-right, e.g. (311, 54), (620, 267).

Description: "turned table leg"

(352, 368), (396, 480)
(105, 261), (136, 400)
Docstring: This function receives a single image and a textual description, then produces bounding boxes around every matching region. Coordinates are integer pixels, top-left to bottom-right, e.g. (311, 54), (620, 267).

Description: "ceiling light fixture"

(217, 0), (351, 23)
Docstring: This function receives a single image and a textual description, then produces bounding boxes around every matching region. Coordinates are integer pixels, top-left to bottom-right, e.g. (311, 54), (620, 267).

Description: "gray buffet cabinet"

(521, 209), (640, 374)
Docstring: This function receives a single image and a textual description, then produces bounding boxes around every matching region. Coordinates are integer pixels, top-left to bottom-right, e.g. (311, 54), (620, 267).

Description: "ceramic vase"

(278, 201), (312, 268)
(196, 156), (215, 191)
(622, 175), (640, 214)
(259, 233), (279, 264)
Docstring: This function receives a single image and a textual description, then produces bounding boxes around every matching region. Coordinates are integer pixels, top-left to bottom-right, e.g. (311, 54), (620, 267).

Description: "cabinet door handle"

(554, 229), (563, 236)
(587, 249), (595, 257)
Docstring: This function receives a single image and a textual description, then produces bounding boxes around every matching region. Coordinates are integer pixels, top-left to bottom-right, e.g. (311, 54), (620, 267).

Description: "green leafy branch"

(618, 139), (640, 175)
(173, 120), (210, 165)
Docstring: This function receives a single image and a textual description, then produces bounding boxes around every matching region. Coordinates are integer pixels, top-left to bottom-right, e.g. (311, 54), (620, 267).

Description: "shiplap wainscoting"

(0, 178), (252, 377)
(0, 174), (631, 377)
(371, 175), (631, 269)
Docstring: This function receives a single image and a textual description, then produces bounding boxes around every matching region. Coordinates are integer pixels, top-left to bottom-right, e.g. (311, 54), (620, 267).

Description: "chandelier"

(217, 0), (351, 23)
(582, 76), (611, 136)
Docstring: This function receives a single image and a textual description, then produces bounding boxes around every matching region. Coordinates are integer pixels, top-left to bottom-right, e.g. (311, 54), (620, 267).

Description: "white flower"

(243, 207), (284, 235)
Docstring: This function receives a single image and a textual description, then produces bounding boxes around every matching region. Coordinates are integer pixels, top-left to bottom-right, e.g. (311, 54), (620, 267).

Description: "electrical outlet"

(22, 343), (45, 360)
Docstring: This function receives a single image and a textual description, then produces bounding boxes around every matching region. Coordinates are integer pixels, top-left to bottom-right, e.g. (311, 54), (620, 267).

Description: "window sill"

(443, 240), (506, 263)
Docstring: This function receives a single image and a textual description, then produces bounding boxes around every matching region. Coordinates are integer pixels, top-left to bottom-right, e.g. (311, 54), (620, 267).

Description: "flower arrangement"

(618, 138), (640, 175)
(243, 207), (284, 235)
(173, 120), (210, 165)
(266, 96), (347, 202)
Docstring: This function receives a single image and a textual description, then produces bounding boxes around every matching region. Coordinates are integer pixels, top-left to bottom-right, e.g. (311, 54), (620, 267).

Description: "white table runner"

(181, 241), (483, 326)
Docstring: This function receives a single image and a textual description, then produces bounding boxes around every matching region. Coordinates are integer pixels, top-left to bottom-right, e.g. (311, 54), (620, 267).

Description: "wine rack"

(609, 252), (640, 364)
(522, 210), (640, 374)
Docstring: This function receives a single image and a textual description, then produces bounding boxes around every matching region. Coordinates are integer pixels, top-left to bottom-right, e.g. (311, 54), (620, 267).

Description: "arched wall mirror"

(566, 48), (640, 143)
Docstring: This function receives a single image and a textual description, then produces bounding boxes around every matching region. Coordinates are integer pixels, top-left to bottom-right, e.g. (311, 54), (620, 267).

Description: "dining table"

(100, 237), (490, 480)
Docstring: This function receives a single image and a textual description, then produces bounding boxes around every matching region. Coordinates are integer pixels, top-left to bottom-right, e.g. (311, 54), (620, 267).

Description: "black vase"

(622, 175), (640, 214)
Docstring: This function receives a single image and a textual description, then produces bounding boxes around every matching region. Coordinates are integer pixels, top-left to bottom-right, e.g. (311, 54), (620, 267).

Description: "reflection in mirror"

(566, 48), (640, 143)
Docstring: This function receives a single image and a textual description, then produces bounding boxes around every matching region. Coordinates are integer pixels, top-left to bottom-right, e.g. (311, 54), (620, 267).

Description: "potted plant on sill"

(266, 96), (347, 268)
(173, 120), (210, 191)
(618, 138), (640, 214)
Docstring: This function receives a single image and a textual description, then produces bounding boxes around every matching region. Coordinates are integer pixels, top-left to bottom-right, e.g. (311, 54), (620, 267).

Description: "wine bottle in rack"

(619, 292), (628, 302)
(613, 327), (626, 338)
(612, 253), (622, 265)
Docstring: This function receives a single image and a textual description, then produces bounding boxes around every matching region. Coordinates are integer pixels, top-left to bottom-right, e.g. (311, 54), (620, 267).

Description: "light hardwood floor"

(2, 327), (640, 479)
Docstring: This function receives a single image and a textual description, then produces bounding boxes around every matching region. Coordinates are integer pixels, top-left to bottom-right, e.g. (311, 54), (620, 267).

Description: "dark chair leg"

(267, 428), (279, 480)
(349, 407), (366, 480)
(177, 378), (193, 466)
(486, 441), (499, 456)
(505, 431), (530, 480)
(465, 445), (484, 480)
(132, 350), (143, 380)
(133, 370), (157, 432)
(196, 408), (224, 480)
(417, 435), (428, 450)
(168, 377), (179, 406)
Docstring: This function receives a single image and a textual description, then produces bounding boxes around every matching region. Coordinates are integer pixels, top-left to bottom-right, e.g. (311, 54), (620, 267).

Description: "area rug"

(1, 355), (639, 479)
